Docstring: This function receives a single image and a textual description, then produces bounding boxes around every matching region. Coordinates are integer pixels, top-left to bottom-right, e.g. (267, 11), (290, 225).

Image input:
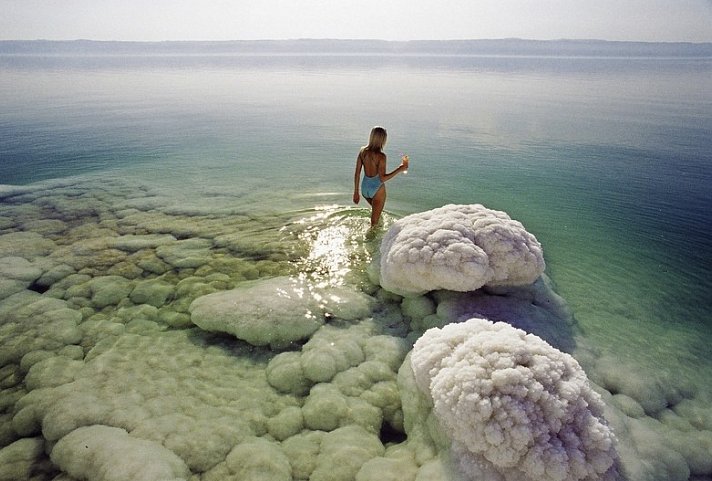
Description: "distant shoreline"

(1, 39), (711, 57)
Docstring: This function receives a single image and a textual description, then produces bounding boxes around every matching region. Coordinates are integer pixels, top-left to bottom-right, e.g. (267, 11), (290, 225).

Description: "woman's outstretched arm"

(379, 154), (409, 182)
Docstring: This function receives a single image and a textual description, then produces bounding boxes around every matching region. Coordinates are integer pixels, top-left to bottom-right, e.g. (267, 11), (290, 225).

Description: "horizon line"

(2, 37), (712, 45)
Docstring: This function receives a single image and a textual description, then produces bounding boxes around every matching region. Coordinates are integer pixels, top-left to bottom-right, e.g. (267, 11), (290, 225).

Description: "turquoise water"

(1, 50), (712, 478)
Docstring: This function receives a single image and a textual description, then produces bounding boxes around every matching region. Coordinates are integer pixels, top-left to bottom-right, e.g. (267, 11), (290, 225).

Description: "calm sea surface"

(1, 52), (711, 385)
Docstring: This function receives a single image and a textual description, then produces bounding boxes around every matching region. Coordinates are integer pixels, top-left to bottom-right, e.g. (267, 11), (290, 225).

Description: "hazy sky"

(2, 0), (711, 42)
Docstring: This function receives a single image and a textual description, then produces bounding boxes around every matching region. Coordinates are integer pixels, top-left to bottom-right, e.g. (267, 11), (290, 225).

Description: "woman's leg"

(370, 186), (386, 227)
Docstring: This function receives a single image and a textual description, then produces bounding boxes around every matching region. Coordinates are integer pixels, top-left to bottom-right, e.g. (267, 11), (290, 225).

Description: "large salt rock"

(410, 318), (618, 481)
(0, 232), (55, 260)
(0, 279), (27, 301)
(87, 276), (134, 309)
(130, 279), (174, 307)
(223, 437), (292, 481)
(156, 239), (211, 268)
(0, 293), (82, 365)
(379, 204), (544, 296)
(310, 426), (385, 481)
(189, 276), (372, 349)
(0, 257), (43, 283)
(51, 425), (190, 481)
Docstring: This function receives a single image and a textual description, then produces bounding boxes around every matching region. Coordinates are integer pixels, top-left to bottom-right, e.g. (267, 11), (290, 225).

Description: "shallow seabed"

(0, 171), (711, 481)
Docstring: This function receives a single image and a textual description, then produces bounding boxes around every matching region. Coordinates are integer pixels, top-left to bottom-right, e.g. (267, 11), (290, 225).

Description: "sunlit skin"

(353, 129), (409, 228)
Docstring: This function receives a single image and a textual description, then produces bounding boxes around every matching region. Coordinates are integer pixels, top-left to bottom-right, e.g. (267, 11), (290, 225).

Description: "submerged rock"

(156, 239), (212, 268)
(189, 276), (373, 349)
(51, 425), (190, 481)
(0, 257), (43, 284)
(87, 276), (134, 309)
(129, 279), (174, 308)
(0, 232), (56, 260)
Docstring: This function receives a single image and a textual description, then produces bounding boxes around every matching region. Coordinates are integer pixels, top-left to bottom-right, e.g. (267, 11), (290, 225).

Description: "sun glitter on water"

(290, 205), (372, 288)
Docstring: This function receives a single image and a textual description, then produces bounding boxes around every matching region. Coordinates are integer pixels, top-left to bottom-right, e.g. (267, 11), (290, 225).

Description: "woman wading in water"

(352, 126), (409, 227)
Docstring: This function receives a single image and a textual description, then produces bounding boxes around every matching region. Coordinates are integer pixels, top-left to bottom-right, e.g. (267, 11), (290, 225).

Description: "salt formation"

(189, 276), (373, 349)
(379, 204), (545, 295)
(0, 437), (53, 480)
(400, 276), (577, 352)
(265, 323), (409, 434)
(1, 178), (711, 481)
(410, 317), (619, 481)
(51, 425), (190, 481)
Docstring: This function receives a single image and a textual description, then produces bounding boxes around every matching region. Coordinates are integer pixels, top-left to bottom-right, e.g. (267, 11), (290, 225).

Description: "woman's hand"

(353, 191), (360, 204)
(400, 154), (409, 171)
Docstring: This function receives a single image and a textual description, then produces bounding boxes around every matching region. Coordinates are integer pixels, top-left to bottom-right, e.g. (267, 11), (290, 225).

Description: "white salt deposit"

(378, 204), (545, 296)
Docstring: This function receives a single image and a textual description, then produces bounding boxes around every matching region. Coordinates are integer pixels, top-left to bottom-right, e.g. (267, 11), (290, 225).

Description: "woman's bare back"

(360, 149), (385, 178)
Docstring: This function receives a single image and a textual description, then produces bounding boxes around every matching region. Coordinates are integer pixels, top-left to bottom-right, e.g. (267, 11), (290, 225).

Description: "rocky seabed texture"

(0, 177), (710, 481)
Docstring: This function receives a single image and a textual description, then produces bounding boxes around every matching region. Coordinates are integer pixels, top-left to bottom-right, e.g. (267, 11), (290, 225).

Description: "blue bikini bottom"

(361, 174), (382, 199)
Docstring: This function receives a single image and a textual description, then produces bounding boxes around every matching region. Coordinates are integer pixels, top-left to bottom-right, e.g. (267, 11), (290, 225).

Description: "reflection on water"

(290, 206), (379, 289)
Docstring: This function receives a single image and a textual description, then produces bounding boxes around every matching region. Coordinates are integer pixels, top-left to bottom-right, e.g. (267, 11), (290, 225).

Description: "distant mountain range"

(1, 39), (711, 57)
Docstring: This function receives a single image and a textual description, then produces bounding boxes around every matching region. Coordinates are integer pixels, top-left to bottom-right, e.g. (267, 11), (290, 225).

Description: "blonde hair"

(365, 126), (387, 152)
